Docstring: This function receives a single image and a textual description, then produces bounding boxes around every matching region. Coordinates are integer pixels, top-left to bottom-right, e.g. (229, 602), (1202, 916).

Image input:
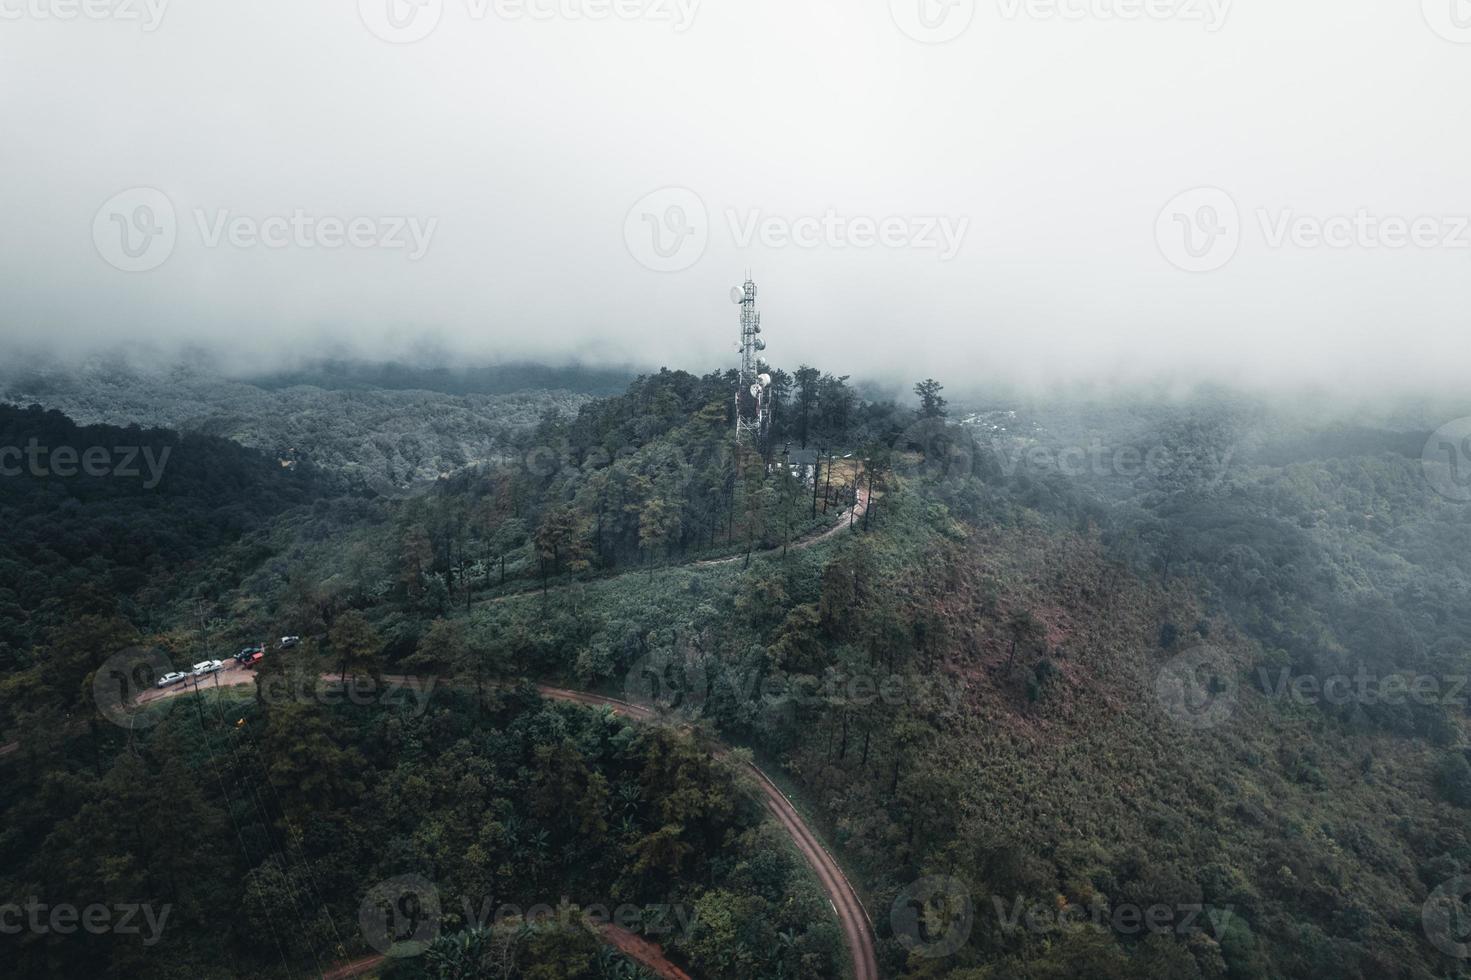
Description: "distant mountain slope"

(0, 360), (602, 489)
(0, 402), (342, 669)
(245, 358), (636, 397)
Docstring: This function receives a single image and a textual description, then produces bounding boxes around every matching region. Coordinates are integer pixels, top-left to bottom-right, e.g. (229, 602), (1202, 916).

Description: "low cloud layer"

(2, 1), (1468, 393)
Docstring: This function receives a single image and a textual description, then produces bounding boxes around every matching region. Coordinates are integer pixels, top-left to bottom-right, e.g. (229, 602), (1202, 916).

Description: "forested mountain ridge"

(0, 365), (1468, 979)
(0, 402), (344, 680)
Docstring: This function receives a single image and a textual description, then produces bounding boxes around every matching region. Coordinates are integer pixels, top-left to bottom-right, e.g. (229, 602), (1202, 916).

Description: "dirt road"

(3, 491), (880, 980)
(536, 684), (880, 980)
(479, 487), (868, 606)
(693, 487), (869, 568)
(115, 677), (879, 980)
(598, 924), (693, 980)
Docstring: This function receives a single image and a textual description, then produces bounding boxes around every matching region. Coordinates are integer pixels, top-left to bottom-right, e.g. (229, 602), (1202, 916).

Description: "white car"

(279, 636), (300, 649)
(155, 672), (188, 689)
(190, 660), (224, 677)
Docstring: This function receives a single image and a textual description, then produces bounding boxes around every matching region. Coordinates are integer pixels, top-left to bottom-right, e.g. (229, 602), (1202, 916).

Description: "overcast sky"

(2, 0), (1468, 392)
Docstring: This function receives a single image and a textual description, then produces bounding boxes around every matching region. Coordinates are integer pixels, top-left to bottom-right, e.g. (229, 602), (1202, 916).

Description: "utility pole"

(195, 599), (209, 660)
(781, 443), (792, 558)
(811, 445), (823, 519)
(864, 462), (875, 531)
(822, 450), (834, 514)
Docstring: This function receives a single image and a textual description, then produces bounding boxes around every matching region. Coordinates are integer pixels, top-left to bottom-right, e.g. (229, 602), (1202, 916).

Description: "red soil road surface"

(599, 923), (693, 980)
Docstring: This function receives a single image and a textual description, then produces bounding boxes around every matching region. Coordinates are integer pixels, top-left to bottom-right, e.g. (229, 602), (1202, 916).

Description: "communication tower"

(731, 276), (771, 447)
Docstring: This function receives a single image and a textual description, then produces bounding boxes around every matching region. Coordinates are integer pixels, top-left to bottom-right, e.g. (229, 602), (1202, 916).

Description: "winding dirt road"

(2, 486), (879, 977)
(15, 675), (879, 979)
(535, 685), (879, 980)
(478, 488), (868, 607)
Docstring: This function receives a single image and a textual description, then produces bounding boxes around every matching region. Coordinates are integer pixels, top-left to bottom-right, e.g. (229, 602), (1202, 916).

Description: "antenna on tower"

(732, 275), (771, 450)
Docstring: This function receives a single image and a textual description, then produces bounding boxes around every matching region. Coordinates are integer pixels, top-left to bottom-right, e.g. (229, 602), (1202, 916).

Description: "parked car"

(155, 671), (188, 689)
(241, 651), (265, 668)
(279, 636), (300, 649)
(191, 660), (224, 677)
(235, 644), (265, 664)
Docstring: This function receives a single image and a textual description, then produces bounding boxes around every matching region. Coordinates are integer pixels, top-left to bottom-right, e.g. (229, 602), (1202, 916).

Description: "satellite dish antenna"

(750, 383), (763, 399)
(730, 286), (743, 304)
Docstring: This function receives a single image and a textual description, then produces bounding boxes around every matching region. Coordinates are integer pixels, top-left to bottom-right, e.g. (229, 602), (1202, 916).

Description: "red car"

(242, 651), (265, 668)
